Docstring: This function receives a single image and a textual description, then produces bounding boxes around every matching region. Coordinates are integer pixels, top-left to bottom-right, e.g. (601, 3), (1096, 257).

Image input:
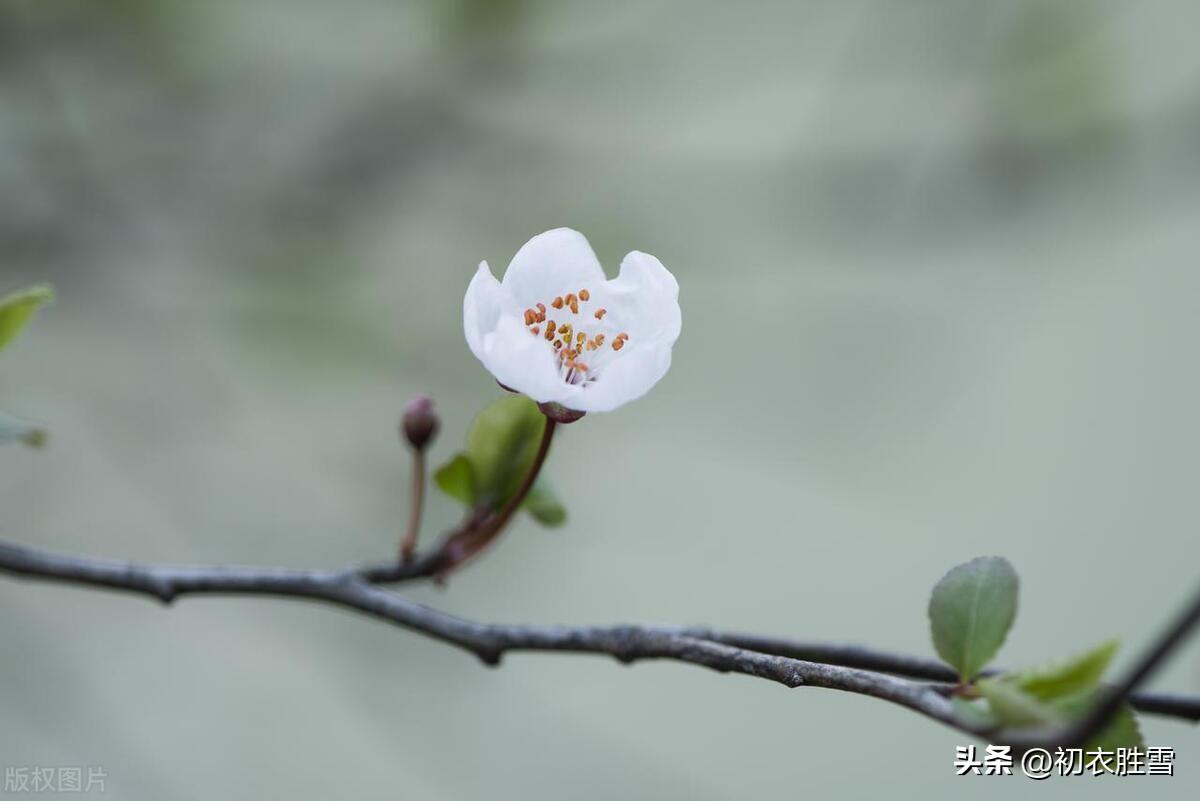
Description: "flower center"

(522, 288), (630, 385)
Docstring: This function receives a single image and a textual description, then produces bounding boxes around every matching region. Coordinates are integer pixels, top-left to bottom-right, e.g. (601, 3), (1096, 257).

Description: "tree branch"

(0, 540), (1196, 748)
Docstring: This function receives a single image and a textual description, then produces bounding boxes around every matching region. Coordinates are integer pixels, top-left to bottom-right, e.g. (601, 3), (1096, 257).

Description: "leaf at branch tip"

(951, 697), (998, 730)
(0, 411), (48, 448)
(977, 678), (1065, 728)
(977, 679), (1145, 754)
(0, 284), (54, 353)
(1006, 639), (1119, 701)
(928, 556), (1019, 681)
(523, 481), (566, 527)
(1051, 688), (1144, 752)
(434, 452), (476, 506)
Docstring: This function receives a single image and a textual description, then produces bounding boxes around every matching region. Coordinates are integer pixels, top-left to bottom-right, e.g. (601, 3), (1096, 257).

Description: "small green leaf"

(434, 453), (475, 505)
(928, 556), (1019, 681)
(523, 481), (567, 527)
(464, 395), (547, 508)
(951, 697), (999, 730)
(0, 284), (54, 353)
(1006, 639), (1119, 701)
(977, 678), (1065, 727)
(431, 396), (567, 528)
(977, 681), (1145, 756)
(0, 411), (48, 448)
(1050, 688), (1144, 751)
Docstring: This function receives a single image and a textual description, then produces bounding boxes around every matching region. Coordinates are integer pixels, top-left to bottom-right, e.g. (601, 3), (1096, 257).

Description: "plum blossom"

(464, 228), (681, 413)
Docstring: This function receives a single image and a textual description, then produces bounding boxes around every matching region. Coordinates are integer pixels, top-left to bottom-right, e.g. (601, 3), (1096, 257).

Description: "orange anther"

(565, 293), (577, 305)
(552, 297), (564, 309)
(594, 308), (607, 320)
(569, 299), (579, 314)
(531, 326), (540, 335)
(618, 332), (629, 340)
(594, 334), (605, 346)
(579, 289), (590, 301)
(524, 309), (535, 325)
(612, 339), (625, 351)
(575, 362), (588, 372)
(536, 302), (546, 314)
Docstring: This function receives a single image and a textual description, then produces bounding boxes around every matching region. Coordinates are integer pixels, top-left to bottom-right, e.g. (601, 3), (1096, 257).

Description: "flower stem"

(399, 449), (426, 563)
(485, 416), (557, 539)
(435, 416), (557, 576)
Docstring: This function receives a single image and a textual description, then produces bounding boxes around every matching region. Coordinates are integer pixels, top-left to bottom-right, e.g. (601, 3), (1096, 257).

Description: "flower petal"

(501, 228), (608, 306)
(478, 315), (569, 404)
(563, 341), (675, 412)
(463, 262), (508, 362)
(604, 250), (682, 345)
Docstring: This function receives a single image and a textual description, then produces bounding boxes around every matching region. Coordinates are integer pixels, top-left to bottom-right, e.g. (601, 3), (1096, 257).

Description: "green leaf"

(928, 556), (1019, 681)
(523, 481), (567, 527)
(431, 396), (566, 528)
(1006, 639), (1119, 701)
(434, 453), (476, 505)
(977, 678), (1065, 727)
(977, 681), (1145, 756)
(0, 284), (54, 353)
(1050, 688), (1144, 751)
(0, 411), (48, 448)
(464, 395), (547, 508)
(951, 697), (998, 730)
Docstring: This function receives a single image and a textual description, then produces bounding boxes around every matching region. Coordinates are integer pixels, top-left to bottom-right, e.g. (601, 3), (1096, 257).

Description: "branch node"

(476, 648), (503, 667)
(609, 625), (644, 664)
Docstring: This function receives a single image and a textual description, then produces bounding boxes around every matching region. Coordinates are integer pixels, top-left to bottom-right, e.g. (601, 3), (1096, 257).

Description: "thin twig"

(0, 540), (1196, 743)
(399, 449), (426, 562)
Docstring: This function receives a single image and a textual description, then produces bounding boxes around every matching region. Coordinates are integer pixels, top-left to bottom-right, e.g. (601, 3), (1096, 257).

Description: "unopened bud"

(401, 395), (439, 450)
(537, 401), (586, 425)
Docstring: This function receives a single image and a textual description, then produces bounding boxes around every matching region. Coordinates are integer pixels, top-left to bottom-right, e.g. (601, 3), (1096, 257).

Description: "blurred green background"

(1, 0), (1197, 798)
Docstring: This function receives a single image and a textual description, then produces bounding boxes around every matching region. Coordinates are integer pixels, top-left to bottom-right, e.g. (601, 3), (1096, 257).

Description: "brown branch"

(0, 540), (1196, 747)
(399, 448), (426, 562)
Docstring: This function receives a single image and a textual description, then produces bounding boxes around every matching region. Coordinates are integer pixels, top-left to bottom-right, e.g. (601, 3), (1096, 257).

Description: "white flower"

(464, 228), (681, 413)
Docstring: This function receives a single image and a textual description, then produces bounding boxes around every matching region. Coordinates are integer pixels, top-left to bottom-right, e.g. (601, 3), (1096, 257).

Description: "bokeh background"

(1, 1), (1197, 798)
